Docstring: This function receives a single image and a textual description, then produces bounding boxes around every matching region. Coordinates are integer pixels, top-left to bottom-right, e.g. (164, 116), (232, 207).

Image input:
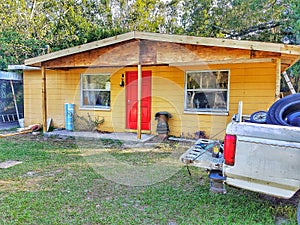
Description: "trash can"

(155, 111), (172, 139)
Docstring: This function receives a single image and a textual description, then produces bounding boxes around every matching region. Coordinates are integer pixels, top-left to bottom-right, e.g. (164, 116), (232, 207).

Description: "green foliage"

(0, 0), (299, 75)
(0, 29), (46, 70)
(182, 0), (295, 43)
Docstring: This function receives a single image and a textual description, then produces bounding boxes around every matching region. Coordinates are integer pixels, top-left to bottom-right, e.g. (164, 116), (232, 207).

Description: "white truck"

(180, 120), (300, 223)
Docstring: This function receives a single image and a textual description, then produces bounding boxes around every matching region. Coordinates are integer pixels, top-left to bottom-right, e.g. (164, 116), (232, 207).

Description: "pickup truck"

(180, 121), (300, 223)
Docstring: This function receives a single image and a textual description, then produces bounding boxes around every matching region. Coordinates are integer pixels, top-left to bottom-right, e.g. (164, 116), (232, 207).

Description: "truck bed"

(224, 122), (300, 199)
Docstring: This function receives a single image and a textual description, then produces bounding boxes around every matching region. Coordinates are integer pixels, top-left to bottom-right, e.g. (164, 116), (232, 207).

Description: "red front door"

(126, 71), (152, 130)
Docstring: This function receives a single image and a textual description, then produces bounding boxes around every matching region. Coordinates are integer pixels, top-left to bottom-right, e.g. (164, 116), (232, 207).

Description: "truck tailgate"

(224, 122), (300, 198)
(180, 139), (224, 170)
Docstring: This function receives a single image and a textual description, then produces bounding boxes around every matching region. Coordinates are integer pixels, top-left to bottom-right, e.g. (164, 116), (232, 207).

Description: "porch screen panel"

(185, 70), (229, 113)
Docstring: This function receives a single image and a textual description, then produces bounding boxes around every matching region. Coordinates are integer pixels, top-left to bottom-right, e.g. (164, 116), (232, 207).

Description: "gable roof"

(25, 31), (300, 68)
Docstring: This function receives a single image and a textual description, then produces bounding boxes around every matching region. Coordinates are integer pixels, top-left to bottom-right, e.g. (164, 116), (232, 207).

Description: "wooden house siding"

(24, 60), (276, 139)
(23, 70), (43, 125)
(144, 64), (272, 139)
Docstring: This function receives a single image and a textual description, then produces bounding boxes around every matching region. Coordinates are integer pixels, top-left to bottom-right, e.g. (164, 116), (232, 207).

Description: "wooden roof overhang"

(24, 31), (300, 72)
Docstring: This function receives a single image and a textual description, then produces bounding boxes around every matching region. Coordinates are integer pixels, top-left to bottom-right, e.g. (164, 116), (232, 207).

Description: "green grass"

(0, 134), (298, 225)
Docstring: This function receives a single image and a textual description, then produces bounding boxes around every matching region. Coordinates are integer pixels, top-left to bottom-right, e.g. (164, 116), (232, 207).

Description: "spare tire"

(266, 93), (300, 126)
(287, 112), (300, 124)
(291, 117), (300, 127)
(266, 96), (289, 125)
(275, 96), (300, 126)
(250, 111), (267, 124)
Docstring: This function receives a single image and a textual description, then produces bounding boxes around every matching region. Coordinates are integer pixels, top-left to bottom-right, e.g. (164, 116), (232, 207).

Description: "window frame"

(184, 70), (230, 115)
(80, 73), (111, 110)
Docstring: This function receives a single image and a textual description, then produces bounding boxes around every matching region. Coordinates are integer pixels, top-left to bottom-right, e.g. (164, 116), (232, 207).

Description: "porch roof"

(0, 71), (22, 81)
(24, 31), (300, 71)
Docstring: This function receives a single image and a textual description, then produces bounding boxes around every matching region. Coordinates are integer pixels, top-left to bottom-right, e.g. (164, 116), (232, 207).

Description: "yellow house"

(23, 31), (300, 139)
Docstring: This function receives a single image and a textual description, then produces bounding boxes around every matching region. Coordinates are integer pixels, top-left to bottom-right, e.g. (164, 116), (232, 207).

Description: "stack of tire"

(250, 93), (300, 127)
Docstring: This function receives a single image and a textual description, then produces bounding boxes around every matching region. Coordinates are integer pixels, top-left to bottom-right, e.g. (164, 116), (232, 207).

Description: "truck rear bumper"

(225, 176), (297, 199)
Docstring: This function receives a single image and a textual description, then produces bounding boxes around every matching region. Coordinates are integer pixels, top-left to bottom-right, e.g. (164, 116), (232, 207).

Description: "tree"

(181, 0), (298, 43)
(0, 0), (299, 73)
(0, 29), (46, 70)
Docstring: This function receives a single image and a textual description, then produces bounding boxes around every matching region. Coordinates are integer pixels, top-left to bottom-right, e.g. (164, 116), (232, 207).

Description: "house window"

(185, 70), (229, 113)
(81, 74), (111, 109)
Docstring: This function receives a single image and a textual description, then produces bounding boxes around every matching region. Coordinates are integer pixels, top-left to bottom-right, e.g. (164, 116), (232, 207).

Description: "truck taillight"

(224, 134), (236, 166)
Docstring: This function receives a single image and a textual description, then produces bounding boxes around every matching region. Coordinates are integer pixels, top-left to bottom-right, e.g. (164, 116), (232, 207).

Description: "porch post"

(137, 64), (142, 139)
(275, 58), (281, 100)
(41, 66), (47, 132)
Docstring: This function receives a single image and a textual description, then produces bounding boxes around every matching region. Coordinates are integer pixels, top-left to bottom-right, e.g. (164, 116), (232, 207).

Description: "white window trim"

(80, 73), (111, 110)
(184, 70), (230, 115)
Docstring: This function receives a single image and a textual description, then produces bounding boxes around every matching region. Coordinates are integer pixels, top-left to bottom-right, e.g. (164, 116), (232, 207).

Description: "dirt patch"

(0, 177), (44, 192)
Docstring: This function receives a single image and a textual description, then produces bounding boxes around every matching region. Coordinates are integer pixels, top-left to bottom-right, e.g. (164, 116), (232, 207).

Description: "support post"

(9, 80), (20, 121)
(275, 58), (281, 100)
(137, 64), (142, 139)
(41, 66), (47, 132)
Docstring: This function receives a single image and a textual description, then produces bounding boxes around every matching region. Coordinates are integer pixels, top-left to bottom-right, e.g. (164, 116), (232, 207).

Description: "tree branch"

(213, 20), (286, 38)
(30, 0), (37, 21)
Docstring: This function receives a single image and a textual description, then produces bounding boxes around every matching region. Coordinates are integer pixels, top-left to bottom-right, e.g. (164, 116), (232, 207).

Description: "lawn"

(0, 133), (298, 225)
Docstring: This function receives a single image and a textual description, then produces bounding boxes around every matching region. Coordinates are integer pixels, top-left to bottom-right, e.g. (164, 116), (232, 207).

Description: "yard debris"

(17, 124), (41, 132)
(0, 123), (41, 138)
(0, 160), (22, 169)
(73, 113), (104, 131)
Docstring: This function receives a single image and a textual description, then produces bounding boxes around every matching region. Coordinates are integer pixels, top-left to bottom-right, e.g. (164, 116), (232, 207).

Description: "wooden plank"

(169, 58), (275, 67)
(231, 75), (275, 83)
(231, 82), (275, 90)
(275, 59), (281, 100)
(230, 96), (274, 103)
(230, 89), (275, 97)
(281, 55), (300, 71)
(135, 32), (300, 55)
(137, 65), (142, 140)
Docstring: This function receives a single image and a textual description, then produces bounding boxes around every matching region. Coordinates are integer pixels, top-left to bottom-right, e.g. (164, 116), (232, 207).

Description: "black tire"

(266, 94), (300, 126)
(291, 117), (300, 127)
(250, 111), (267, 124)
(287, 112), (300, 124)
(275, 96), (300, 126)
(266, 97), (287, 125)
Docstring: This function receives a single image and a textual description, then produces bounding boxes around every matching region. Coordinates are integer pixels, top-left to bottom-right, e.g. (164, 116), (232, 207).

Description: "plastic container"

(65, 103), (74, 131)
